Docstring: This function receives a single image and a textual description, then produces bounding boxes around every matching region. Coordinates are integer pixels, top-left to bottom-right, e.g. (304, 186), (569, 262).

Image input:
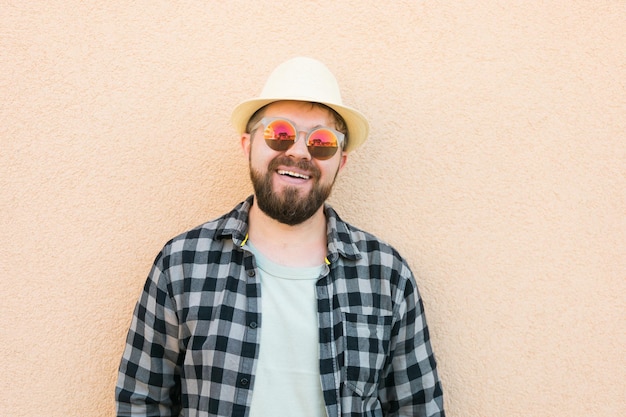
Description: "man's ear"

(241, 133), (251, 157)
(338, 151), (348, 172)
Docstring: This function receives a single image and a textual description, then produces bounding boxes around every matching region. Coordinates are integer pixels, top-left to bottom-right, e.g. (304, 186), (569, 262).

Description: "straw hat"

(231, 57), (369, 152)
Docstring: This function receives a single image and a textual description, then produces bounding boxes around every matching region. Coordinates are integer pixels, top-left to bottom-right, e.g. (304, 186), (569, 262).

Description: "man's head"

(242, 100), (346, 225)
(232, 57), (369, 225)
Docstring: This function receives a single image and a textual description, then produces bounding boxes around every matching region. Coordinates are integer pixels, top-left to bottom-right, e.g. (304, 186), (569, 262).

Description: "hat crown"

(259, 57), (343, 105)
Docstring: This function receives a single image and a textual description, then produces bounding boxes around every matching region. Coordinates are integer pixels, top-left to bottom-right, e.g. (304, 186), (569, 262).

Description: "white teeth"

(277, 169), (310, 180)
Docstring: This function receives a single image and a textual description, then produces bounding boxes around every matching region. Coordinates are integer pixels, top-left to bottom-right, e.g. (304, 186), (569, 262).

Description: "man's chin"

(257, 191), (325, 226)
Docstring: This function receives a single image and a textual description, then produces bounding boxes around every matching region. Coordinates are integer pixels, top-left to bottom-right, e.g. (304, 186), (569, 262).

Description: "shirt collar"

(323, 203), (361, 262)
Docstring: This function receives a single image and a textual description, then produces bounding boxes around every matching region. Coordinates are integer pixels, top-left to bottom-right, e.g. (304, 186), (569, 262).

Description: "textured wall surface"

(1, 1), (624, 416)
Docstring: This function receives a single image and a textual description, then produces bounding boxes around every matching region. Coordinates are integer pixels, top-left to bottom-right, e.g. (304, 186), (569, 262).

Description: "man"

(116, 57), (445, 417)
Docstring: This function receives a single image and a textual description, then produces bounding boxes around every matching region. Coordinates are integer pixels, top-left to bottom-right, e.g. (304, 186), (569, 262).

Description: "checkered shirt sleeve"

(115, 249), (182, 416)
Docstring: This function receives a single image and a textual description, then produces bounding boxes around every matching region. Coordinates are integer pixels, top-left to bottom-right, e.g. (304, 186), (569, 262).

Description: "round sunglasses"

(252, 117), (345, 160)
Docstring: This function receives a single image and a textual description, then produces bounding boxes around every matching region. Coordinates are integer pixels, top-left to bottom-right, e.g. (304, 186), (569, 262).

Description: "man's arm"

(380, 275), (445, 417)
(115, 259), (182, 417)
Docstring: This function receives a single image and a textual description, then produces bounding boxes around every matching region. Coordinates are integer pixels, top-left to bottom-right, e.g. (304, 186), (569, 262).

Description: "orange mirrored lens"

(264, 119), (296, 151)
(307, 128), (338, 160)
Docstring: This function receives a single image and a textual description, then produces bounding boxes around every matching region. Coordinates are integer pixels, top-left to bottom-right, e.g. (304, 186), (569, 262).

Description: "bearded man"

(115, 57), (445, 417)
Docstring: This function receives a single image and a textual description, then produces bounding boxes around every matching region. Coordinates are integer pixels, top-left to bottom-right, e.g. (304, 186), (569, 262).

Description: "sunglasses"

(252, 117), (345, 160)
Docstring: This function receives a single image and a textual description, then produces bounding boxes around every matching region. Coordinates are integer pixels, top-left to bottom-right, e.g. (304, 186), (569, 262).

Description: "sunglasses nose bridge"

(293, 129), (308, 144)
(285, 129), (313, 159)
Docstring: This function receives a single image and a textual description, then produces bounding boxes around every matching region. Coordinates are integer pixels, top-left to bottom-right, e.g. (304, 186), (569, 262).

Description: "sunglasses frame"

(252, 117), (345, 160)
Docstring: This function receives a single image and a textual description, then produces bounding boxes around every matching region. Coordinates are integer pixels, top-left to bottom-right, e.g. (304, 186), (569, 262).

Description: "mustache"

(268, 156), (321, 179)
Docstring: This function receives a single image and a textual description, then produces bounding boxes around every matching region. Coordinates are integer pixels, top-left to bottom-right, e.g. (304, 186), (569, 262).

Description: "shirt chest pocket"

(341, 312), (393, 398)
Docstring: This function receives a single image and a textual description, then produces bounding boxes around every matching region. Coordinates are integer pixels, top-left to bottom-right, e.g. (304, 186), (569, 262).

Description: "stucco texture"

(1, 1), (624, 416)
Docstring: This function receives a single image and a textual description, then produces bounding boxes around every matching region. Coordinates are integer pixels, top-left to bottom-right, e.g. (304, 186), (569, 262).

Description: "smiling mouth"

(277, 169), (310, 180)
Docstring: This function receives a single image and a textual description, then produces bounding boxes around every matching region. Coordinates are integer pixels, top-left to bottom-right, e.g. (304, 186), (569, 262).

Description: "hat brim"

(231, 98), (369, 153)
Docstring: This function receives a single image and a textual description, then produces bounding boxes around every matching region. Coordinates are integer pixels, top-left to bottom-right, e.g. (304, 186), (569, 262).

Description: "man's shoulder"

(328, 208), (419, 302)
(162, 198), (252, 255)
(326, 205), (407, 266)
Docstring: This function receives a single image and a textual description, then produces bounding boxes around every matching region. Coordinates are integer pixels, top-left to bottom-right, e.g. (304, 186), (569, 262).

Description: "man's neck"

(247, 201), (328, 268)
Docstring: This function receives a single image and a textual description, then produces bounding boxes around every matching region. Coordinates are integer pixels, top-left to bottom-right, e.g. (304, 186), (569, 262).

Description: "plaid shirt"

(116, 196), (445, 417)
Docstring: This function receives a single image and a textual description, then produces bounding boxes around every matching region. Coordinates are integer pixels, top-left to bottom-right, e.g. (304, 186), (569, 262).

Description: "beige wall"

(2, 1), (624, 416)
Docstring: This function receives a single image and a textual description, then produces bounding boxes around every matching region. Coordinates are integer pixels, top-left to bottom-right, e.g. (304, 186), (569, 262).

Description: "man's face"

(242, 101), (348, 225)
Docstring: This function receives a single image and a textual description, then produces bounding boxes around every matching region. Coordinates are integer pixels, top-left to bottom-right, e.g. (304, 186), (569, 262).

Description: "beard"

(250, 155), (336, 226)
